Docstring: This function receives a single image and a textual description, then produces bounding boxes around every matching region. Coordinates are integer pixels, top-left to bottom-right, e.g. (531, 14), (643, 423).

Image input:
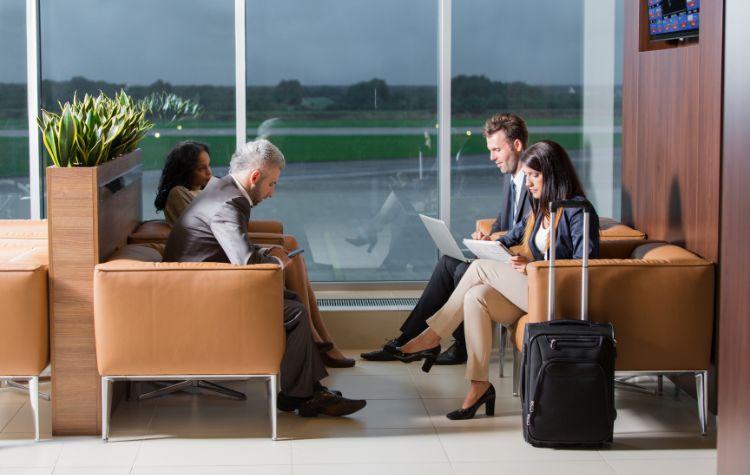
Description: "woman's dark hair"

(154, 140), (210, 212)
(520, 140), (585, 217)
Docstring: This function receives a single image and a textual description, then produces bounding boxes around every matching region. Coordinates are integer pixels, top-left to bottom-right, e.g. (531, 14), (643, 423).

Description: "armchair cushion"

(511, 249), (714, 372)
(94, 255), (285, 376)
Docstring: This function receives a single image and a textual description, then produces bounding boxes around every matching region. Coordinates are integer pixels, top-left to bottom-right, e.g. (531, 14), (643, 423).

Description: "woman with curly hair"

(154, 141), (212, 225)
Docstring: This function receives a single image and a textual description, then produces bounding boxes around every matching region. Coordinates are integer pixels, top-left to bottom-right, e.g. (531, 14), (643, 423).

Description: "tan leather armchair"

(94, 243), (285, 440)
(507, 241), (714, 433)
(476, 216), (647, 242)
(0, 220), (50, 441)
(128, 219), (284, 244)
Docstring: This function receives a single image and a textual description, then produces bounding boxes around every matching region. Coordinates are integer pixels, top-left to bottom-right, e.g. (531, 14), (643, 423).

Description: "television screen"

(648, 0), (699, 41)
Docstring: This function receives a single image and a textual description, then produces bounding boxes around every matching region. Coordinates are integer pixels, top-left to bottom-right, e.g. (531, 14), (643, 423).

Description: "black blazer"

(498, 196), (600, 261)
(490, 174), (533, 233)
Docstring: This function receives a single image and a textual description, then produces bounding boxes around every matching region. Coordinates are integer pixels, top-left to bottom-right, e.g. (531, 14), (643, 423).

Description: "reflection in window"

(39, 0), (235, 219)
(450, 0), (623, 240)
(246, 0), (439, 282)
(0, 0), (30, 219)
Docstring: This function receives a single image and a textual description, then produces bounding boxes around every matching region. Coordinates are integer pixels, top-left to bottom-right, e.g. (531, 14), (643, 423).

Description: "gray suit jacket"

(162, 175), (274, 265)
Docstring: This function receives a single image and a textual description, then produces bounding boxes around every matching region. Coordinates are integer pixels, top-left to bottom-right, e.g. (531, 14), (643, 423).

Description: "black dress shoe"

(360, 339), (400, 361)
(435, 341), (468, 365)
(278, 386), (343, 411)
(446, 384), (496, 420)
(298, 389), (367, 417)
(384, 345), (442, 373)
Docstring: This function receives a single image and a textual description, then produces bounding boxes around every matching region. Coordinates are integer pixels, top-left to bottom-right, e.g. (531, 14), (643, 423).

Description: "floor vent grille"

(317, 297), (419, 312)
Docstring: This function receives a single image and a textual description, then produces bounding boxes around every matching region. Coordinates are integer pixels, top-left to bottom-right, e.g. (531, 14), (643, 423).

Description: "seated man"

(163, 139), (365, 417)
(362, 113), (532, 364)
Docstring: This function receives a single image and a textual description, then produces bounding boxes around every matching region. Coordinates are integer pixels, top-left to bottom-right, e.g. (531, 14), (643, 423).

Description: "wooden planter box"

(46, 150), (143, 435)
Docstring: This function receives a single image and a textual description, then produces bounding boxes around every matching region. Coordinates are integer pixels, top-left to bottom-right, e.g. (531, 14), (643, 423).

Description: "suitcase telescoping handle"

(547, 200), (593, 322)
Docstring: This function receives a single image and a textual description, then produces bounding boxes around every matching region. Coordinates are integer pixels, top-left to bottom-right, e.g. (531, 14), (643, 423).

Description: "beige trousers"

(426, 259), (528, 382)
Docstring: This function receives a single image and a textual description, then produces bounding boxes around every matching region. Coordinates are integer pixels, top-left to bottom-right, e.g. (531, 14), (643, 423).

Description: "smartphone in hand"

(287, 248), (304, 258)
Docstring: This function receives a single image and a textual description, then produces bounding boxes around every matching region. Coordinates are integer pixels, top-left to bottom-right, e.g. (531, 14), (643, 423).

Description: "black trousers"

(280, 290), (328, 398)
(398, 255), (469, 345)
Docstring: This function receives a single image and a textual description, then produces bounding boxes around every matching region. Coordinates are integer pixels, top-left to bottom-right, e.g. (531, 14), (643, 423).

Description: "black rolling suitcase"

(521, 200), (617, 448)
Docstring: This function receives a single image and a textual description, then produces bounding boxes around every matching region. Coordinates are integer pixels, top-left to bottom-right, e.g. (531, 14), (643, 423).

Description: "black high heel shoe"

(446, 384), (496, 420)
(384, 345), (441, 372)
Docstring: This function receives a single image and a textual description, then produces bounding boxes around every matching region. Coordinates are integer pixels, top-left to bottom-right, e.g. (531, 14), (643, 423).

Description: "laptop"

(418, 214), (472, 263)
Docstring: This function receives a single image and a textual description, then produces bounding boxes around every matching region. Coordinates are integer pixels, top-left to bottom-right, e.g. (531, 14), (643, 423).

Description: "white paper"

(462, 239), (514, 263)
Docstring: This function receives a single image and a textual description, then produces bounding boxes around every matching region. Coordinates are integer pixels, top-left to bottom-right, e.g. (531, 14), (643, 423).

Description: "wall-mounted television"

(648, 0), (699, 42)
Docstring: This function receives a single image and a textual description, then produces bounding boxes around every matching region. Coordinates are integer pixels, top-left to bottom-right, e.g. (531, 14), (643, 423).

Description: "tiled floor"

(0, 351), (717, 474)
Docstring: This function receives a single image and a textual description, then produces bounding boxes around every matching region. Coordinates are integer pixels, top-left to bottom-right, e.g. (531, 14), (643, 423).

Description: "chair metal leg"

(102, 377), (112, 442)
(6, 380), (50, 401)
(28, 377), (40, 441)
(138, 380), (246, 401)
(267, 375), (278, 441)
(696, 371), (708, 436)
(498, 324), (507, 378)
(197, 381), (247, 400)
(512, 347), (521, 397)
(657, 374), (664, 395)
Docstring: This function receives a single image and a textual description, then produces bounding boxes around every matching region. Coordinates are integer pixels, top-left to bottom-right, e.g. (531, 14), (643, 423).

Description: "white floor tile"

(453, 460), (617, 475)
(321, 374), (420, 400)
(53, 467), (130, 475)
(134, 438), (291, 467)
(282, 398), (432, 438)
(293, 462), (454, 475)
(0, 440), (63, 468)
(0, 404), (24, 431)
(436, 426), (604, 463)
(291, 428), (448, 465)
(54, 437), (141, 468)
(606, 457), (717, 475)
(0, 469), (52, 475)
(131, 466), (292, 475)
(3, 402), (51, 434)
(601, 431), (717, 460)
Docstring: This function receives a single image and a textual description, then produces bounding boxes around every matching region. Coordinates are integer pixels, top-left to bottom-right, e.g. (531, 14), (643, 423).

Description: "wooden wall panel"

(718, 0), (750, 471)
(622, 0), (723, 262)
(47, 151), (141, 434)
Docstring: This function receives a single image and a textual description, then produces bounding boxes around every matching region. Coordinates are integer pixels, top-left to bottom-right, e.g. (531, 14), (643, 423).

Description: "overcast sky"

(1, 0), (623, 86)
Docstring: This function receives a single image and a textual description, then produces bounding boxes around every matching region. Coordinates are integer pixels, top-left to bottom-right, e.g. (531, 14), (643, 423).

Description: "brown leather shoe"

(298, 389), (366, 417)
(321, 352), (356, 368)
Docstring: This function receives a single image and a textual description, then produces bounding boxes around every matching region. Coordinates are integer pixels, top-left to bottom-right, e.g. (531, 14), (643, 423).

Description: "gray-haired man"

(163, 139), (366, 417)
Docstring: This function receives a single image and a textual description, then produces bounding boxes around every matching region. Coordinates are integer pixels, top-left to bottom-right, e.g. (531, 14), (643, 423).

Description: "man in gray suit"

(163, 139), (366, 417)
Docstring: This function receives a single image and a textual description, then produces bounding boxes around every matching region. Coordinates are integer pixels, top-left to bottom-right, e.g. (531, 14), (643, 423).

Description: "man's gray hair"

(229, 139), (286, 175)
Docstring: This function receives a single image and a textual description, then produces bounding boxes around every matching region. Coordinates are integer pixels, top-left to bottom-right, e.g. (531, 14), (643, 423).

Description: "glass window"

(0, 0), (30, 219)
(40, 0), (235, 219)
(451, 0), (623, 240)
(246, 0), (439, 282)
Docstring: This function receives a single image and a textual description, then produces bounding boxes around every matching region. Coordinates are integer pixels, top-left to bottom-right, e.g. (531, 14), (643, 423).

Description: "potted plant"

(40, 90), (154, 434)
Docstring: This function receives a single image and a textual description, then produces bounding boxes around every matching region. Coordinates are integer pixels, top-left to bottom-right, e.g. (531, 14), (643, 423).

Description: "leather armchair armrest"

(248, 220), (283, 234)
(247, 232), (287, 247)
(0, 264), (49, 375)
(94, 261), (285, 376)
(522, 259), (715, 371)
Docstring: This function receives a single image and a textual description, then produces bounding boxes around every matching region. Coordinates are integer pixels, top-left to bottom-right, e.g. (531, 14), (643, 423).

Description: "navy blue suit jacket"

(498, 196), (600, 261)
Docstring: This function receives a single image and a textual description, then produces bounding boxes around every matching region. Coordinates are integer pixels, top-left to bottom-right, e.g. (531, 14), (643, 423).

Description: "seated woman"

(154, 141), (354, 367)
(388, 140), (599, 419)
(155, 141), (213, 226)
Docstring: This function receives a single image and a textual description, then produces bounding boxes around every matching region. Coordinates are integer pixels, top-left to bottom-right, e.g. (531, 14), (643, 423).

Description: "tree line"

(0, 75), (590, 121)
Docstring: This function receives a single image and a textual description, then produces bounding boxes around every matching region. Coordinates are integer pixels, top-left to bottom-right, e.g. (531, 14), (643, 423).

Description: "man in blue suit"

(362, 113), (533, 364)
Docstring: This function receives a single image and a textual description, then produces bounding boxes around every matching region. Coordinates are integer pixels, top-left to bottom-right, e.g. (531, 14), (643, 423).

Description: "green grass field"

(1, 130), (622, 178)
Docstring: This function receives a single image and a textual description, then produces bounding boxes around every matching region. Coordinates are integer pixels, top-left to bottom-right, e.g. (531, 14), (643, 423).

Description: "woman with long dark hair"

(155, 141), (212, 225)
(388, 140), (600, 419)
